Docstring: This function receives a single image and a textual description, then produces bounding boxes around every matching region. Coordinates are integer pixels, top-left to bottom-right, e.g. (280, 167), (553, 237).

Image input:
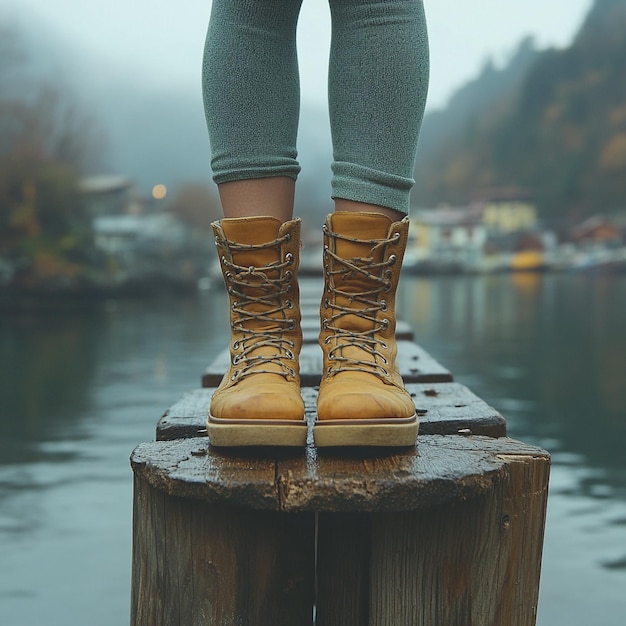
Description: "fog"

(0, 0), (593, 207)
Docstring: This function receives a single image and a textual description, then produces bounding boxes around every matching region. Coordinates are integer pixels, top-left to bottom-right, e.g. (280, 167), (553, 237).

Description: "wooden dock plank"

(156, 382), (505, 441)
(202, 340), (452, 388)
(299, 317), (413, 342)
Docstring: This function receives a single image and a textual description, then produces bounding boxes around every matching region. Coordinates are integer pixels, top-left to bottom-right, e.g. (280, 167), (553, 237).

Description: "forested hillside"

(414, 0), (626, 219)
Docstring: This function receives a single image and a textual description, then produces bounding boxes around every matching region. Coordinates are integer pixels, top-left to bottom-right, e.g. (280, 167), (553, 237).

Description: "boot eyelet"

(286, 300), (293, 309)
(383, 282), (391, 292)
(324, 337), (331, 345)
(289, 368), (296, 377)
(380, 341), (387, 349)
(381, 356), (388, 364)
(382, 318), (389, 330)
(231, 301), (238, 311)
(285, 253), (294, 265)
(381, 368), (389, 376)
(392, 232), (400, 243)
(233, 340), (240, 350)
(225, 272), (233, 280)
(288, 320), (296, 330)
(286, 349), (294, 360)
(231, 371), (240, 381)
(285, 233), (291, 242)
(232, 355), (240, 365)
(388, 254), (397, 266)
(322, 319), (329, 329)
(285, 271), (293, 280)
(380, 300), (388, 312)
(324, 299), (330, 309)
(287, 340), (295, 348)
(286, 284), (293, 293)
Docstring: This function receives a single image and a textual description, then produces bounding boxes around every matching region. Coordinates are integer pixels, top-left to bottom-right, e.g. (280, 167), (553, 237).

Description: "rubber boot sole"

(313, 414), (418, 447)
(208, 414), (308, 447)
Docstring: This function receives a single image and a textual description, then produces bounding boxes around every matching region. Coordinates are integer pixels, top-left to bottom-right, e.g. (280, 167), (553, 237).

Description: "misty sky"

(3, 0), (592, 110)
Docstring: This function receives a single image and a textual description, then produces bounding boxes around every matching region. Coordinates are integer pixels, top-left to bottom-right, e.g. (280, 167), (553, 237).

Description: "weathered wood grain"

(299, 317), (413, 342)
(315, 449), (550, 626)
(156, 383), (505, 441)
(131, 476), (315, 626)
(201, 340), (452, 387)
(131, 435), (545, 513)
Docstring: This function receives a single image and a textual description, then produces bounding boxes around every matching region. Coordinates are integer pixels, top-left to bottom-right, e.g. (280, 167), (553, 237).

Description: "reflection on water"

(0, 294), (230, 626)
(0, 274), (625, 625)
(398, 273), (626, 625)
(398, 273), (626, 491)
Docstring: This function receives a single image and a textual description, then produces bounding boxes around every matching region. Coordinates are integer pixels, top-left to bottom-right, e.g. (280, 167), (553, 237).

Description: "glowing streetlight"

(152, 184), (167, 200)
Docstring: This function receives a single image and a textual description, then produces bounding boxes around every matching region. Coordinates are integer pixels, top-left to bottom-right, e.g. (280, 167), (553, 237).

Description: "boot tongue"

(220, 216), (287, 341)
(221, 217), (282, 268)
(330, 212), (392, 264)
(330, 212), (391, 296)
(328, 212), (392, 336)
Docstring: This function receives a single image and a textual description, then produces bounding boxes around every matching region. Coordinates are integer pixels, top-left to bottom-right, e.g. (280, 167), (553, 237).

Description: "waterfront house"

(79, 175), (134, 218)
(407, 207), (487, 272)
(472, 187), (538, 235)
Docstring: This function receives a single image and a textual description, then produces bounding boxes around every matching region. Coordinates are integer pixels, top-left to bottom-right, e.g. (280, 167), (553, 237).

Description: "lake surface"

(1, 272), (625, 625)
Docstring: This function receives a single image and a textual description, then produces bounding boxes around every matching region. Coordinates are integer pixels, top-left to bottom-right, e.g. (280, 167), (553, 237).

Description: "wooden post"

(131, 288), (549, 625)
(131, 475), (315, 626)
(131, 432), (549, 625)
(315, 443), (550, 626)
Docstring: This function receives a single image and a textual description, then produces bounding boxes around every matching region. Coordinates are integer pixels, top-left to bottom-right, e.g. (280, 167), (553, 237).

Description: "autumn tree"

(0, 19), (104, 288)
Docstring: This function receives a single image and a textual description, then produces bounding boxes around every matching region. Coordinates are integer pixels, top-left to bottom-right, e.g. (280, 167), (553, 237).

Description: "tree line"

(413, 0), (626, 220)
(0, 21), (103, 289)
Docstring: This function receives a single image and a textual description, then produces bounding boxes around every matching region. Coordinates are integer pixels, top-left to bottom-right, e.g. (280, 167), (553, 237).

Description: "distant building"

(570, 215), (623, 247)
(472, 187), (538, 235)
(79, 175), (134, 218)
(408, 207), (486, 271)
(93, 213), (188, 262)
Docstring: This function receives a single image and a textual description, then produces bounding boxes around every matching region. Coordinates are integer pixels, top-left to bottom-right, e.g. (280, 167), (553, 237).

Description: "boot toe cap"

(317, 378), (415, 421)
(211, 380), (305, 421)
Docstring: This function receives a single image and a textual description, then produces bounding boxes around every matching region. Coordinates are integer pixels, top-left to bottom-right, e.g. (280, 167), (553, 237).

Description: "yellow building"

(475, 188), (538, 234)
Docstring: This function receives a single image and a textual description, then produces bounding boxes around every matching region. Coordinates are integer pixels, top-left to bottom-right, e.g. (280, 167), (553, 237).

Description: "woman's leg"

(202, 0), (303, 220)
(316, 0), (430, 446)
(202, 1), (307, 446)
(328, 0), (429, 216)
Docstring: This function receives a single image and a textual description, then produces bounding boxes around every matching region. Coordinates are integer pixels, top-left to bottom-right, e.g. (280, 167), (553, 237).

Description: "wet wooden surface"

(132, 279), (550, 625)
(202, 340), (453, 388)
(299, 317), (414, 343)
(130, 435), (546, 513)
(157, 382), (505, 442)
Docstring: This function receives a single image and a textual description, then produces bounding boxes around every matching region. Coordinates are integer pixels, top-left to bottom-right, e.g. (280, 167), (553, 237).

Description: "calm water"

(1, 273), (625, 625)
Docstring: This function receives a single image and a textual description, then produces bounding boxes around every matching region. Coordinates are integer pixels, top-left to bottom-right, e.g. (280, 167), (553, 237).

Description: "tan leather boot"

(315, 212), (417, 447)
(208, 216), (307, 447)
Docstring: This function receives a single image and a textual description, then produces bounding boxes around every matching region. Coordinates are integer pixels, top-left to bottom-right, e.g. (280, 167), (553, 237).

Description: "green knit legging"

(202, 0), (429, 214)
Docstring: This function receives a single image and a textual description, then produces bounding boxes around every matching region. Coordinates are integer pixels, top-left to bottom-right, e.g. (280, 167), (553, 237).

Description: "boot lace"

(217, 233), (297, 382)
(322, 228), (400, 378)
